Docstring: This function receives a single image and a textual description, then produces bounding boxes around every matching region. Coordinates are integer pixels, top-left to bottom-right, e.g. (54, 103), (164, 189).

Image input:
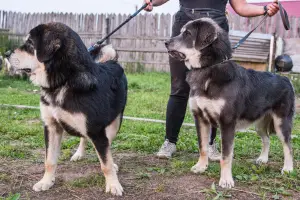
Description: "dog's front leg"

(191, 112), (210, 174)
(33, 119), (63, 191)
(219, 123), (235, 188)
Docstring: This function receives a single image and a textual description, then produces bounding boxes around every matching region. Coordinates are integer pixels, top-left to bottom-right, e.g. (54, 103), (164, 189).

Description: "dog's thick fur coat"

(165, 18), (294, 188)
(8, 22), (127, 196)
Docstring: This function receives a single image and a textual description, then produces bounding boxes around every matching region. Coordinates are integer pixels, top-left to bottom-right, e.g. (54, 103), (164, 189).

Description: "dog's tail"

(89, 44), (118, 63)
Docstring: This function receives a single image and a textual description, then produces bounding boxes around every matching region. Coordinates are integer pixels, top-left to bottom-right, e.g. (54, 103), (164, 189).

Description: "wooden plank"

(3, 11), (7, 29)
(0, 11), (2, 29)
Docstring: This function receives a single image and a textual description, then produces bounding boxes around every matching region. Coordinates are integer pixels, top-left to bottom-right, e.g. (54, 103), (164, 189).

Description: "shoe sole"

(156, 154), (171, 159)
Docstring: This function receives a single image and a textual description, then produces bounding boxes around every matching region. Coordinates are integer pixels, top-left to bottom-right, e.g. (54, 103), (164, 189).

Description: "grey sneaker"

(156, 139), (176, 159)
(208, 143), (221, 161)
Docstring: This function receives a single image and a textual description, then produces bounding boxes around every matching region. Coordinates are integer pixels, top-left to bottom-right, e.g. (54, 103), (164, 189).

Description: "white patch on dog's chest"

(184, 49), (201, 69)
(41, 87), (67, 106)
(41, 104), (87, 136)
(189, 96), (225, 122)
(55, 86), (67, 105)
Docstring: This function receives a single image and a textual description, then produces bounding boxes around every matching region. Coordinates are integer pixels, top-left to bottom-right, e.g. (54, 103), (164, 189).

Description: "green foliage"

(0, 32), (21, 56)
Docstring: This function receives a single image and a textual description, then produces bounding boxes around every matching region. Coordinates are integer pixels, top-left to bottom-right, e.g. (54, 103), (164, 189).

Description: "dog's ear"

(36, 34), (61, 62)
(31, 25), (61, 62)
(194, 21), (217, 50)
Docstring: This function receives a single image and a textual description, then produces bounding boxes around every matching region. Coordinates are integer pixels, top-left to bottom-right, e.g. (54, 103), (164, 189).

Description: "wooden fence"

(0, 10), (298, 71)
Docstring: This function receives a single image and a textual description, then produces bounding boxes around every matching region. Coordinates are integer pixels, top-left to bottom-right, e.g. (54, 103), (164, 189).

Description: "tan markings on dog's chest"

(55, 86), (68, 105)
(41, 86), (68, 105)
(189, 96), (225, 123)
(41, 104), (87, 136)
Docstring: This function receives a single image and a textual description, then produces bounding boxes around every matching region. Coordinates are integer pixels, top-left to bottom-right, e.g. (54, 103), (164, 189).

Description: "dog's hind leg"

(89, 115), (123, 196)
(191, 112), (210, 174)
(33, 113), (63, 191)
(219, 123), (235, 189)
(255, 116), (271, 164)
(70, 137), (87, 161)
(272, 114), (293, 174)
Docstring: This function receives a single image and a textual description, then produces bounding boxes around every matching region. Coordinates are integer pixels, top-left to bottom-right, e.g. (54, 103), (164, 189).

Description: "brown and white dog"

(7, 22), (127, 196)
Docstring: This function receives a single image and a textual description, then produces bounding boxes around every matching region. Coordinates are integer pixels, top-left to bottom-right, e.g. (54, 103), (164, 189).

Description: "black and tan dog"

(165, 18), (294, 188)
(7, 22), (127, 196)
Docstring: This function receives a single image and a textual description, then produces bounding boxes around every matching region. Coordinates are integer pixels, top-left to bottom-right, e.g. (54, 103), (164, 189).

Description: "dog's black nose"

(4, 50), (12, 58)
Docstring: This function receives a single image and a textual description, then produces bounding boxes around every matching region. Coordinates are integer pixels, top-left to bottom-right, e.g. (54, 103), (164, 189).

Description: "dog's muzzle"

(167, 50), (186, 61)
(8, 56), (32, 74)
(165, 40), (186, 61)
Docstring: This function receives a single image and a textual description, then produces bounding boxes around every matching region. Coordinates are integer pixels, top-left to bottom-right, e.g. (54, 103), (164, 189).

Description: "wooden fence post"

(106, 17), (111, 44)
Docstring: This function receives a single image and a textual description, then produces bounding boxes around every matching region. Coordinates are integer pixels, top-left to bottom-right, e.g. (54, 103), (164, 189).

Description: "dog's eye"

(183, 31), (191, 37)
(27, 39), (33, 45)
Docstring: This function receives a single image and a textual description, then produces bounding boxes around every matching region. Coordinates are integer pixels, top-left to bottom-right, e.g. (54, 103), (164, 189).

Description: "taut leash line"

(233, 1), (289, 50)
(88, 0), (152, 52)
(232, 13), (268, 49)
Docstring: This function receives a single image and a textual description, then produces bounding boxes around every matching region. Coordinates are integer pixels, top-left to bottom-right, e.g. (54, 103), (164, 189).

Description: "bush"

(279, 73), (300, 96)
(0, 30), (22, 56)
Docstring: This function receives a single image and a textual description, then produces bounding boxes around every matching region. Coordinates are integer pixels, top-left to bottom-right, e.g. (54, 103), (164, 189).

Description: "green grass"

(0, 193), (21, 200)
(67, 174), (105, 188)
(0, 72), (300, 198)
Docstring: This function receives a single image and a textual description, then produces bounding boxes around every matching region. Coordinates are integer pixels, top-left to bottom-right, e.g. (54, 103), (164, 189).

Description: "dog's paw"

(219, 176), (234, 189)
(105, 180), (123, 196)
(191, 162), (208, 174)
(256, 156), (268, 164)
(33, 178), (55, 192)
(281, 166), (293, 174)
(113, 163), (119, 172)
(70, 152), (85, 162)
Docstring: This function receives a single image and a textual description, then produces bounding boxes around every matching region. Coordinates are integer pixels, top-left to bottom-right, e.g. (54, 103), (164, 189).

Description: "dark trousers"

(165, 8), (229, 144)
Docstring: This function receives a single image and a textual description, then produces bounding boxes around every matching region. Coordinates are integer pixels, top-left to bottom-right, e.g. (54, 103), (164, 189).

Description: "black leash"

(232, 13), (268, 49)
(88, 1), (152, 52)
(232, 1), (289, 50)
(88, 1), (289, 53)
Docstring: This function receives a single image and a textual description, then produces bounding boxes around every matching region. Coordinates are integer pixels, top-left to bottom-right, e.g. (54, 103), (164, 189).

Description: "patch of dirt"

(0, 154), (293, 200)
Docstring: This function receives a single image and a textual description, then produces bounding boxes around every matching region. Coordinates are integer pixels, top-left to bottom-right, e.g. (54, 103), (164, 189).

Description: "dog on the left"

(6, 22), (127, 196)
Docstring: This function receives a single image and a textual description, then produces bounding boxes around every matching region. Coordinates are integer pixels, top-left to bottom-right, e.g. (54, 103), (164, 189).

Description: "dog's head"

(7, 22), (117, 89)
(165, 18), (231, 69)
(7, 23), (75, 87)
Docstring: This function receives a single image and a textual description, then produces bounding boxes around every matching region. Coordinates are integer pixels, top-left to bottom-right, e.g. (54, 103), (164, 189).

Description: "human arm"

(144, 0), (169, 12)
(229, 0), (279, 17)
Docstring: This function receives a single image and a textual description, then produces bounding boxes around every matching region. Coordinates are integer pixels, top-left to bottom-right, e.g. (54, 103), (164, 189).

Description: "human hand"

(144, 0), (153, 12)
(266, 0), (279, 16)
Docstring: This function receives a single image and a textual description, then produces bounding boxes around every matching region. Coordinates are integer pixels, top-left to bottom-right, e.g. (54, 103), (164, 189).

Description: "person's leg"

(165, 57), (190, 144)
(157, 11), (191, 159)
(208, 127), (221, 161)
(156, 55), (190, 159)
(209, 127), (217, 145)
